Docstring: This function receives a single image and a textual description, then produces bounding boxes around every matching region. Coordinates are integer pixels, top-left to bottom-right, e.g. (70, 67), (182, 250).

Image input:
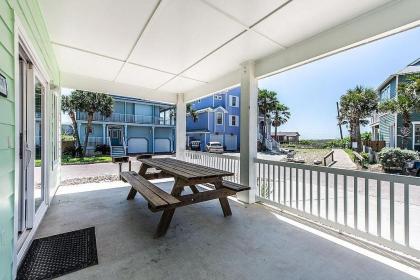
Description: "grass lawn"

(35, 156), (113, 167)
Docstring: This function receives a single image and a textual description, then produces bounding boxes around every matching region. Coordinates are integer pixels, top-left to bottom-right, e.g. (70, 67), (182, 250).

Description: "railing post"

(176, 93), (186, 161)
(238, 61), (257, 204)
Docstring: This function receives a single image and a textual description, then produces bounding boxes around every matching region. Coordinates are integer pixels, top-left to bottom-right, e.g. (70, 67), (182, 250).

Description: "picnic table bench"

(120, 157), (249, 238)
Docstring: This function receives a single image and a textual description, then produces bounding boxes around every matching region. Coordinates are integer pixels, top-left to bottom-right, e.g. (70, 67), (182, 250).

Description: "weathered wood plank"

(222, 180), (250, 192)
(121, 172), (169, 210)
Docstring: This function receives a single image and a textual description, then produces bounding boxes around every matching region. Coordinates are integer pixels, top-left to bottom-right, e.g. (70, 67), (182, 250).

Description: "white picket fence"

(184, 150), (420, 258)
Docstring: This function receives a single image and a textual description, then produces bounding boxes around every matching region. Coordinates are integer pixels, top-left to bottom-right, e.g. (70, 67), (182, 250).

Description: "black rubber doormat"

(17, 227), (98, 280)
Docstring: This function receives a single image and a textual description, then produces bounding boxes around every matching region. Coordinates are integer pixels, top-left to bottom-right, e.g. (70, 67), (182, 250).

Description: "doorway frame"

(13, 16), (51, 278)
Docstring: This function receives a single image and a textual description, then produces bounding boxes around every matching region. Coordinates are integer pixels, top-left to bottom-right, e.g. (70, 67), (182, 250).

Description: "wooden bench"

(221, 180), (250, 192)
(121, 171), (180, 212)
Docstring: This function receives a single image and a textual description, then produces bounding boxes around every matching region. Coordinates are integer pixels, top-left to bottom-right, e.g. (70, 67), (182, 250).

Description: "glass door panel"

(34, 77), (44, 212)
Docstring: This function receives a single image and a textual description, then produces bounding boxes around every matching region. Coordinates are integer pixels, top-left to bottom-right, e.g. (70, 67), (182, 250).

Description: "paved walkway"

(330, 149), (357, 170)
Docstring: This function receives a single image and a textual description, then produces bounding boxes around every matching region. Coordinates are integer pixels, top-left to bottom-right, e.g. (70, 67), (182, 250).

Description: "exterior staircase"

(258, 133), (280, 153)
(111, 146), (126, 157)
(108, 137), (127, 157)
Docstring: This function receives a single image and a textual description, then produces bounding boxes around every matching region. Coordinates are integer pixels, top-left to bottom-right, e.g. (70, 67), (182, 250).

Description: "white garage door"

(155, 138), (171, 153)
(209, 134), (223, 145)
(128, 138), (148, 153)
(225, 134), (237, 151)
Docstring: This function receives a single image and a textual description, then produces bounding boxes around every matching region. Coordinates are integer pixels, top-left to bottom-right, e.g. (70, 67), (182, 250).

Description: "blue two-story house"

(370, 58), (420, 151)
(76, 94), (176, 156)
(187, 87), (241, 151)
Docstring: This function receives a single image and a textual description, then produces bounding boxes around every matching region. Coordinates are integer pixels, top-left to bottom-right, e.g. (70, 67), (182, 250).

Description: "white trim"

(229, 115), (239, 127)
(412, 121), (420, 150)
(13, 15), (52, 277)
(229, 96), (239, 107)
(215, 112), (224, 126)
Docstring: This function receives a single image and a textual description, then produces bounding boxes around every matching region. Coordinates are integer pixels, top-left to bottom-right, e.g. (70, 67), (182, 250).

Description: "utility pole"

(336, 102), (343, 140)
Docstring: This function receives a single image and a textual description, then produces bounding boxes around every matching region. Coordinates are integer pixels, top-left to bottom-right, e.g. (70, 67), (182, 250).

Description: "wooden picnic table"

(123, 157), (249, 237)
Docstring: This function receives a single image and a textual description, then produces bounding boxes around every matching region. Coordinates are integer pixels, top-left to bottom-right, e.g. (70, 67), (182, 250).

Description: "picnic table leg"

(214, 181), (232, 217)
(154, 179), (184, 238)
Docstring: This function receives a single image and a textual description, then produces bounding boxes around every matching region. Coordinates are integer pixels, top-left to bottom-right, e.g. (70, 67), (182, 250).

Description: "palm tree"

(271, 103), (290, 141)
(61, 94), (83, 156)
(170, 104), (198, 123)
(379, 75), (420, 149)
(73, 90), (114, 157)
(186, 103), (198, 122)
(258, 89), (279, 150)
(338, 86), (378, 152)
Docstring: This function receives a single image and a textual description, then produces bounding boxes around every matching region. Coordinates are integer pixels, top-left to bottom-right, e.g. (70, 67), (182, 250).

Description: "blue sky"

(259, 27), (420, 140)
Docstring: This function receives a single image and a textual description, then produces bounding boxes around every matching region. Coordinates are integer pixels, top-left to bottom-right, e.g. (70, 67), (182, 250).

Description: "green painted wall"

(379, 113), (395, 147)
(0, 1), (59, 279)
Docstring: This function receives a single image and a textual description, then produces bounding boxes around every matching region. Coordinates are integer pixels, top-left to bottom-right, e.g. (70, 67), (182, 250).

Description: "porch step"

(111, 146), (126, 157)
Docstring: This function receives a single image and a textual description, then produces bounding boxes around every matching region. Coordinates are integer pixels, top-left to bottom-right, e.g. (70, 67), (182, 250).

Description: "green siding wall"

(0, 1), (59, 279)
(379, 113), (395, 147)
(0, 1), (16, 279)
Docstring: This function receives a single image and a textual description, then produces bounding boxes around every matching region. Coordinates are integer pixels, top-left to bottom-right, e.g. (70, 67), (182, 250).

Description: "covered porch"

(36, 181), (415, 280)
(4, 0), (420, 279)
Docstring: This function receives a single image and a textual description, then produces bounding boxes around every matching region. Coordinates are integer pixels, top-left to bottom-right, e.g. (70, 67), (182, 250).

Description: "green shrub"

(378, 148), (419, 170)
(324, 137), (350, 149)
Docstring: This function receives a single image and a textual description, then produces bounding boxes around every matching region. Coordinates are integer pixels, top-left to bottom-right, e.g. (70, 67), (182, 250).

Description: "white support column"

(176, 93), (186, 160)
(238, 61), (257, 204)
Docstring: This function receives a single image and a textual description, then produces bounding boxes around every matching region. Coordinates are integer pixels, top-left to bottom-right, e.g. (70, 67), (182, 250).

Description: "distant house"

(75, 94), (175, 156)
(370, 58), (420, 151)
(272, 132), (300, 143)
(186, 87), (272, 152)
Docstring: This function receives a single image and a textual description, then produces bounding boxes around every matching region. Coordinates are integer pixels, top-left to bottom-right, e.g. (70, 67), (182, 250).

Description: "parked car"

(404, 160), (420, 177)
(190, 140), (201, 151)
(206, 142), (224, 153)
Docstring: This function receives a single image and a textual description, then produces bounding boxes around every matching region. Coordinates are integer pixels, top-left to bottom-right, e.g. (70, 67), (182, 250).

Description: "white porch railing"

(184, 151), (420, 258)
(184, 151), (240, 183)
(255, 158), (420, 258)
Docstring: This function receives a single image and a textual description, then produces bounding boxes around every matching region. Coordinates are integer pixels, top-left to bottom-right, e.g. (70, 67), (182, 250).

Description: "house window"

(414, 124), (420, 146)
(381, 84), (391, 100)
(216, 112), (223, 125)
(229, 115), (239, 126)
(230, 96), (239, 107)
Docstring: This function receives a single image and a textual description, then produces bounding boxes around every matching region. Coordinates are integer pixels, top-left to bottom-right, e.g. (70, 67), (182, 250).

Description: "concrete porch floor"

(35, 180), (417, 280)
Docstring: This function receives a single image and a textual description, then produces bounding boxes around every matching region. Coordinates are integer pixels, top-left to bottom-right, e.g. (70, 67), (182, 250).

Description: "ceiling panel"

(39, 0), (159, 60)
(116, 63), (175, 89)
(201, 0), (289, 26)
(183, 31), (279, 82)
(159, 76), (206, 93)
(253, 0), (392, 47)
(129, 0), (245, 74)
(53, 45), (124, 81)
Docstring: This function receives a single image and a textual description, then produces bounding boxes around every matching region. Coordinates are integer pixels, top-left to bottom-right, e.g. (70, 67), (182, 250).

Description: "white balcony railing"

(184, 151), (240, 183)
(77, 112), (175, 126)
(184, 151), (420, 259)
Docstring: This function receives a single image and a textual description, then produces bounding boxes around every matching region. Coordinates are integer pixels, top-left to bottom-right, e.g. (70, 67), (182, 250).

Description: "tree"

(169, 104), (198, 123)
(72, 90), (114, 157)
(338, 86), (378, 152)
(61, 94), (83, 156)
(378, 75), (420, 149)
(271, 103), (290, 140)
(186, 103), (198, 122)
(258, 89), (278, 150)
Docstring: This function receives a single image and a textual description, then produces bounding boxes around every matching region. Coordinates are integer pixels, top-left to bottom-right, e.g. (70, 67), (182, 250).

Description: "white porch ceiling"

(38, 0), (420, 103)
